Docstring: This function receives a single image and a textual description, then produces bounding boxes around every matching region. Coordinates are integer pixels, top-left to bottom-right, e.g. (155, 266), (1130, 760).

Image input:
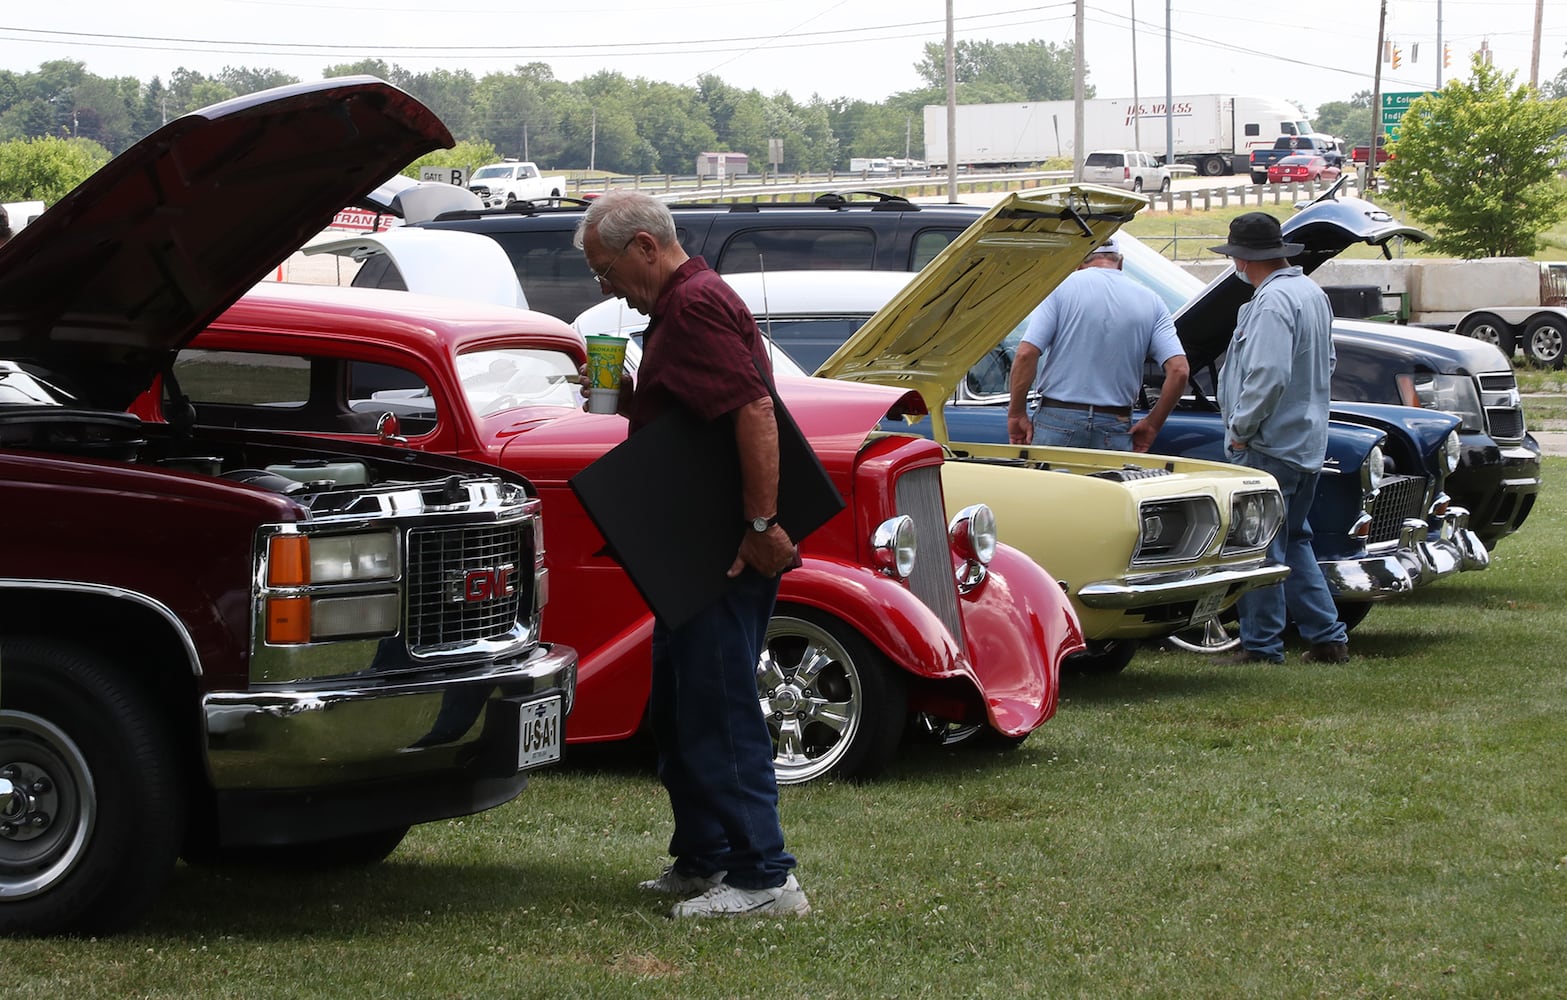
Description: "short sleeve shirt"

(629, 257), (774, 433)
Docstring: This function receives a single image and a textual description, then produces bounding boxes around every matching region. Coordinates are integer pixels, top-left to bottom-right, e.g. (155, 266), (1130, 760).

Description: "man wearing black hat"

(1210, 212), (1349, 665)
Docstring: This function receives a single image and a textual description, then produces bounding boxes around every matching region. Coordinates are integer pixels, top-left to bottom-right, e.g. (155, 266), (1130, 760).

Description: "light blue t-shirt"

(1217, 265), (1336, 471)
(1021, 266), (1182, 408)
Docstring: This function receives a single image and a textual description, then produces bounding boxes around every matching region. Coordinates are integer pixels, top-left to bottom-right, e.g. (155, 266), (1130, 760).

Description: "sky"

(1, 0), (1562, 116)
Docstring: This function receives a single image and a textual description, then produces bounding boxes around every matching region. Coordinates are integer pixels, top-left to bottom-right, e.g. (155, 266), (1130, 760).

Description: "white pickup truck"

(467, 161), (567, 208)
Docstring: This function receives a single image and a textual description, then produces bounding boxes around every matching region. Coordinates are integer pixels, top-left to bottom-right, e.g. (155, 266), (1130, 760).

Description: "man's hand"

(730, 524), (798, 578)
(1008, 413), (1034, 445)
(1130, 418), (1158, 453)
(578, 362), (632, 412)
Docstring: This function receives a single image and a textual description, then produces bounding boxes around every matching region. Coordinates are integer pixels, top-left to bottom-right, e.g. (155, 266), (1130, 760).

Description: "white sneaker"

(638, 866), (726, 895)
(668, 874), (811, 918)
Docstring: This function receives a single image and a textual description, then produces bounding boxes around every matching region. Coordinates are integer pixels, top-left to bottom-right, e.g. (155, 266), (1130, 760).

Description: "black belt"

(1039, 397), (1132, 420)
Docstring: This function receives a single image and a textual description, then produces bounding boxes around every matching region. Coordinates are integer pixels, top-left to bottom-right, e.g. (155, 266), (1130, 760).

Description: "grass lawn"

(5, 464), (1565, 998)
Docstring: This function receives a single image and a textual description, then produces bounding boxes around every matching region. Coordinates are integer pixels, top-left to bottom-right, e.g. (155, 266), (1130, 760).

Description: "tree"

(0, 134), (111, 202)
(1312, 99), (1370, 145)
(914, 39), (1087, 102)
(1385, 56), (1567, 258)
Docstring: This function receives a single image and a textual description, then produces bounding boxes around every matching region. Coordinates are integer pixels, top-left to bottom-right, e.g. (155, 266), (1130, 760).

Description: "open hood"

(812, 186), (1144, 423)
(1174, 186), (1430, 371)
(303, 228), (528, 309)
(353, 173), (483, 223)
(0, 76), (453, 410)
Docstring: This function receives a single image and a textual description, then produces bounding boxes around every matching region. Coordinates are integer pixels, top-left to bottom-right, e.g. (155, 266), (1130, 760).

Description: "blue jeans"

(1230, 447), (1348, 661)
(649, 570), (794, 890)
(1031, 405), (1133, 451)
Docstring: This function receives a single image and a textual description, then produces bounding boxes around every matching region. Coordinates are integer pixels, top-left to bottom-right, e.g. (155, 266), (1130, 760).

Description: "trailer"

(924, 95), (1314, 177)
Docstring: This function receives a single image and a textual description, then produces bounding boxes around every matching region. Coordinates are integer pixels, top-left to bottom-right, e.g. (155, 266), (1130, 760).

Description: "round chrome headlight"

(871, 515), (917, 579)
(1231, 494), (1265, 548)
(1365, 444), (1387, 492)
(949, 504), (998, 566)
(1442, 430), (1461, 474)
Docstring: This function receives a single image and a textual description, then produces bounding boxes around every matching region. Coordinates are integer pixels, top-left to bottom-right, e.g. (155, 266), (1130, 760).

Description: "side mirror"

(377, 411), (408, 446)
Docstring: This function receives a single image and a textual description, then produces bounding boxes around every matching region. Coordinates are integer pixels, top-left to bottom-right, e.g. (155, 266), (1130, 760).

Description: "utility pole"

(1130, 0), (1141, 151)
(1073, 0), (1085, 181)
(945, 0), (957, 203)
(1164, 0), (1173, 167)
(1530, 0), (1544, 88)
(1436, 0), (1443, 89)
(1369, 0), (1387, 191)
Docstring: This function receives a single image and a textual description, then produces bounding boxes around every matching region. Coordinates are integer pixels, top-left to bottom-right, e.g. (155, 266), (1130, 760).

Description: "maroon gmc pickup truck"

(0, 79), (577, 935)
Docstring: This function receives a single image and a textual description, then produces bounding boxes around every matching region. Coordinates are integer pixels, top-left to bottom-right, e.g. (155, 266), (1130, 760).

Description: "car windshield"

(456, 346), (582, 417)
(471, 165), (514, 181)
(1084, 152), (1122, 167)
(1115, 233), (1205, 313)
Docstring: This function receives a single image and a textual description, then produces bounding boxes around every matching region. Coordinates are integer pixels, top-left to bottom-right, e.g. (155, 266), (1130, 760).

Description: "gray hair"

(573, 190), (675, 250)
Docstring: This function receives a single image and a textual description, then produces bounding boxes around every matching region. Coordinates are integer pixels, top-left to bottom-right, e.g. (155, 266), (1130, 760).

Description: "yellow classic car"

(811, 186), (1289, 671)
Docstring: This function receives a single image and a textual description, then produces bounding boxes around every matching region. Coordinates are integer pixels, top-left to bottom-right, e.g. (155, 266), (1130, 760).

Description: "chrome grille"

(1477, 372), (1526, 444)
(406, 521), (531, 651)
(1368, 474), (1426, 543)
(895, 465), (965, 652)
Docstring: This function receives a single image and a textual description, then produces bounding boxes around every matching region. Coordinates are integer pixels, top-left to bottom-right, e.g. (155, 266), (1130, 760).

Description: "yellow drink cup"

(584, 335), (628, 414)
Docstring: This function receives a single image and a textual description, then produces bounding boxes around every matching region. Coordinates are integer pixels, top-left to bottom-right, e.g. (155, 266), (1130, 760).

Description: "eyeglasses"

(589, 238), (633, 289)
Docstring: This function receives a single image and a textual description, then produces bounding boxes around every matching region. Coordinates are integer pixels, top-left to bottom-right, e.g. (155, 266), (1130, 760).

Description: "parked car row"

(0, 80), (1539, 936)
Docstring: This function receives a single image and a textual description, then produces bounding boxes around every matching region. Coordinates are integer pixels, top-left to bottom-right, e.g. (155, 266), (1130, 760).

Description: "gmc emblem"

(449, 565), (516, 603)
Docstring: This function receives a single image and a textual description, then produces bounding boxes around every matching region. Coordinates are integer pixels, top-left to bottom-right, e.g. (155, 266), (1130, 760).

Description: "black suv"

(399, 193), (984, 321)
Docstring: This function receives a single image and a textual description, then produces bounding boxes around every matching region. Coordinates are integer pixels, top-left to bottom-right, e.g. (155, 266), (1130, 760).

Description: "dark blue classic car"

(1170, 185), (1538, 549)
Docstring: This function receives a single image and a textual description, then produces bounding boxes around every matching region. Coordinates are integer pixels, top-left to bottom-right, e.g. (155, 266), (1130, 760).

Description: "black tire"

(758, 606), (907, 784)
(1455, 312), (1517, 357)
(0, 638), (185, 936)
(1159, 176), (1171, 193)
(191, 827), (410, 869)
(1523, 315), (1566, 369)
(1063, 638), (1140, 675)
(1132, 177), (1144, 193)
(1199, 156), (1226, 177)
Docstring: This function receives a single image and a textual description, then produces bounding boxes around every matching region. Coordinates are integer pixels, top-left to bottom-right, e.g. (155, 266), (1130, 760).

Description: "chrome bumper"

(1074, 561), (1291, 610)
(1324, 509), (1488, 600)
(204, 642), (577, 791)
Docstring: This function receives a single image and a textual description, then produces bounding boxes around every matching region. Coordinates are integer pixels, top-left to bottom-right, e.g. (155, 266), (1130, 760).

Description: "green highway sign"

(1381, 90), (1435, 138)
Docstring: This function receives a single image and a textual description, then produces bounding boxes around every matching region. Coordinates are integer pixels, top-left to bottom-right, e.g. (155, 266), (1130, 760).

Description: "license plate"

(517, 695), (562, 771)
(1189, 590), (1226, 627)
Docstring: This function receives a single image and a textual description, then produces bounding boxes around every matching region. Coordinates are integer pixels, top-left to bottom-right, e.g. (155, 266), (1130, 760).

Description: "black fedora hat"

(1208, 212), (1304, 260)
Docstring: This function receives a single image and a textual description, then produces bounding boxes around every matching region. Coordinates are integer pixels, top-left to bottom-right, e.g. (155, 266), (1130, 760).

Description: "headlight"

(1395, 372), (1486, 432)
(1442, 429), (1461, 474)
(1224, 490), (1283, 552)
(267, 531), (400, 585)
(871, 515), (917, 579)
(948, 504), (998, 566)
(1365, 444), (1387, 493)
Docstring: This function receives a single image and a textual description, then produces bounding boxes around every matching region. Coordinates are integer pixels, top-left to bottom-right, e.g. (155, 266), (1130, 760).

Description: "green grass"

(7, 466), (1567, 998)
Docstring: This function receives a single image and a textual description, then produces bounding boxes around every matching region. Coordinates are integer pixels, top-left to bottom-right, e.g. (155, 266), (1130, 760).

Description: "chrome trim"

(204, 642), (578, 791)
(0, 579), (202, 677)
(1074, 562), (1289, 609)
(1320, 554), (1415, 599)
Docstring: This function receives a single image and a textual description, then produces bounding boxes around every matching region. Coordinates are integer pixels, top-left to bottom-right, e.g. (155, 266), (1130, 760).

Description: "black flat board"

(569, 400), (843, 627)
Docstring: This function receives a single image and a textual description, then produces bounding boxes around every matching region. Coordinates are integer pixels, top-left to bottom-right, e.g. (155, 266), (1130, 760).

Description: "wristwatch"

(748, 514), (779, 533)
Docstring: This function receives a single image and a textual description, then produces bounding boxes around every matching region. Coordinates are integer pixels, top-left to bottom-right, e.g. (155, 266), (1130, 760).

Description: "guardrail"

(568, 169), (1072, 203)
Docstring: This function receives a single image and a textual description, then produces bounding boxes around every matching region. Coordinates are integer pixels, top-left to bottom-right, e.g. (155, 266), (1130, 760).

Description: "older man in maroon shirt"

(574, 191), (809, 919)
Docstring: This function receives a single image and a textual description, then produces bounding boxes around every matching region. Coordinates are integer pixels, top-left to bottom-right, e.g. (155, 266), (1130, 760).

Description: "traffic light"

(1444, 44), (1452, 68)
(1392, 46), (1402, 70)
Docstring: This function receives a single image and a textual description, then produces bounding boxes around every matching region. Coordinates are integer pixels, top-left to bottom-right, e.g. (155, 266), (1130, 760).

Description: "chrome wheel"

(1457, 312), (1516, 357)
(0, 713), (95, 902)
(758, 609), (905, 784)
(1163, 617), (1242, 654)
(1524, 316), (1566, 369)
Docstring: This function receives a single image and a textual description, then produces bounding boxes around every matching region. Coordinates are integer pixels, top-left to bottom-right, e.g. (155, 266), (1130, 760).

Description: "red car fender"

(957, 542), (1083, 735)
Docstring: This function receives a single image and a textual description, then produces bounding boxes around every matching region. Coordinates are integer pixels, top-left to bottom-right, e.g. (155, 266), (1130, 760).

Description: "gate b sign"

(420, 166), (468, 187)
